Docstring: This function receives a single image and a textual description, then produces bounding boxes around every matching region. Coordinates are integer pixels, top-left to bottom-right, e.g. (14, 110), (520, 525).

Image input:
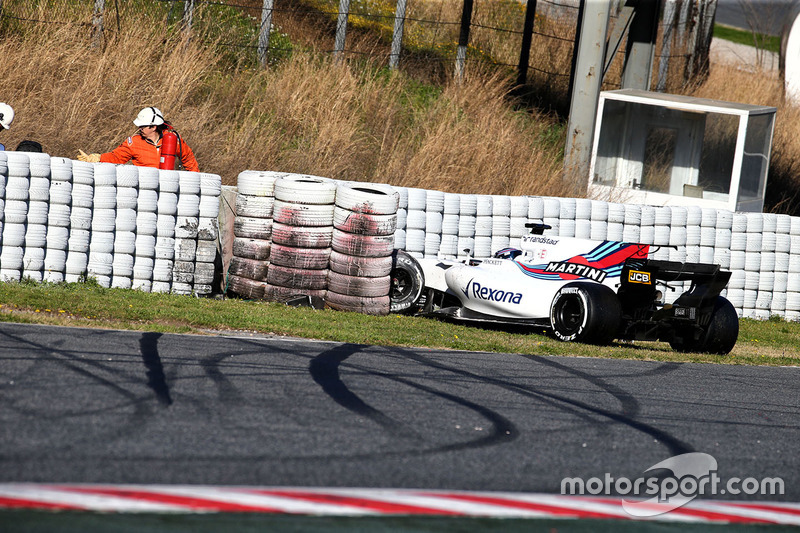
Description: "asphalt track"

(0, 322), (798, 531)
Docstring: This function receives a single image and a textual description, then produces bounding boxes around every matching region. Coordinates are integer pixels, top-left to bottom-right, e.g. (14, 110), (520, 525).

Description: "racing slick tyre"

(550, 282), (622, 345)
(389, 250), (424, 314)
(669, 296), (739, 355)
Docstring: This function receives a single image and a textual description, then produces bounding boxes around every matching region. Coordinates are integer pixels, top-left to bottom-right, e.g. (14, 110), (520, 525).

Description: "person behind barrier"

(78, 107), (199, 172)
(0, 102), (15, 151)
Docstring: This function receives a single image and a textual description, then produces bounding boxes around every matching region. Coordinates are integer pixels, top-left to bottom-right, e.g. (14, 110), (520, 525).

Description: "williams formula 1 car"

(389, 223), (738, 354)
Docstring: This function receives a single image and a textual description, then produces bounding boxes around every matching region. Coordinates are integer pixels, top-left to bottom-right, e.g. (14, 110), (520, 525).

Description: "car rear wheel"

(389, 250), (424, 314)
(669, 296), (738, 355)
(550, 282), (622, 345)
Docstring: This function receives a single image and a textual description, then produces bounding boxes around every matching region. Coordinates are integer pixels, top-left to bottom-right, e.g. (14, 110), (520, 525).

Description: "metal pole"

(563, 0), (611, 193)
(258, 0), (275, 68)
(517, 0), (538, 87)
(454, 0), (474, 82)
(620, 0), (660, 90)
(183, 0), (195, 32)
(92, 0), (105, 49)
(389, 0), (408, 69)
(334, 0), (351, 59)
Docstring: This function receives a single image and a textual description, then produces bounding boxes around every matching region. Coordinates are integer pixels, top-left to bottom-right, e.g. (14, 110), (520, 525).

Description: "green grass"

(713, 23), (781, 54)
(0, 280), (798, 367)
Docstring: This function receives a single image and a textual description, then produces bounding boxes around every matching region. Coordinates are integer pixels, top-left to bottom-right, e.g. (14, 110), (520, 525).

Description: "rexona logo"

(462, 279), (523, 304)
(545, 262), (607, 282)
(628, 270), (652, 284)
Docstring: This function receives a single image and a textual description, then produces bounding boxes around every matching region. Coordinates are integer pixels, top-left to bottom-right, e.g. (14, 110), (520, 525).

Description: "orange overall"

(100, 132), (199, 172)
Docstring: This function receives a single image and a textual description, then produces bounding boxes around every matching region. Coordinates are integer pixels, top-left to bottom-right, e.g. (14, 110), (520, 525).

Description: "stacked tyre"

(326, 182), (399, 315)
(45, 157), (73, 283)
(22, 153), (51, 282)
(152, 170), (179, 293)
(266, 175), (336, 301)
(0, 153), (29, 281)
(112, 165), (139, 289)
(172, 171), (201, 295)
(132, 167), (159, 292)
(65, 161), (94, 283)
(194, 172), (222, 296)
(227, 170), (283, 299)
(86, 163), (117, 287)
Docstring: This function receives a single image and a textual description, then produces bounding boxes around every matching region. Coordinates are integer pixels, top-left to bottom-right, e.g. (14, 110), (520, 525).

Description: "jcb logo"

(628, 270), (651, 284)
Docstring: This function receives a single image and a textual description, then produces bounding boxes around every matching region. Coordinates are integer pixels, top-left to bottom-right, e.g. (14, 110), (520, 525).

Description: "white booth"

(589, 89), (776, 212)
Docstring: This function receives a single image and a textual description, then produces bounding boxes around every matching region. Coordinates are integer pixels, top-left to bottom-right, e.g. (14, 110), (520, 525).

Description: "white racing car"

(389, 223), (738, 354)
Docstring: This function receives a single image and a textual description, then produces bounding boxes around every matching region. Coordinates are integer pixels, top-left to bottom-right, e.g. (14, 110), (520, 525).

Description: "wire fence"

(0, 0), (713, 106)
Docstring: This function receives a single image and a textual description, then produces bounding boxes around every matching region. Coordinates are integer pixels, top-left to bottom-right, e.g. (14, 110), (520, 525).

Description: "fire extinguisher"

(159, 128), (178, 170)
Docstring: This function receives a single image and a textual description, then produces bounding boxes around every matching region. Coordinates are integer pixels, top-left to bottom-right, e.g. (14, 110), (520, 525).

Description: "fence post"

(389, 0), (408, 69)
(334, 0), (350, 59)
(92, 0), (105, 49)
(516, 0), (538, 86)
(620, 0), (660, 90)
(657, 0), (677, 91)
(259, 0), (275, 67)
(454, 0), (474, 82)
(183, 0), (195, 33)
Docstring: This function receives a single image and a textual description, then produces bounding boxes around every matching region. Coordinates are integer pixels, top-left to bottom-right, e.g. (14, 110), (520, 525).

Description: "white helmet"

(133, 106), (165, 127)
(0, 102), (14, 129)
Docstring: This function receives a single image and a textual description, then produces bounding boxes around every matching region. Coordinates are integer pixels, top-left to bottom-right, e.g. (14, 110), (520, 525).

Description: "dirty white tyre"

(44, 247), (67, 270)
(328, 250), (393, 277)
(335, 182), (399, 215)
(233, 237), (271, 261)
(195, 240), (217, 263)
(492, 216), (510, 237)
(271, 223), (333, 248)
(474, 216), (493, 237)
(274, 175), (336, 204)
(269, 244), (331, 270)
(229, 256), (269, 280)
(71, 183), (94, 208)
(234, 216), (272, 240)
(171, 281), (193, 295)
(424, 233), (441, 258)
(152, 259), (174, 282)
(158, 170), (180, 193)
(89, 231), (115, 254)
(198, 217), (218, 241)
(235, 194), (273, 219)
(132, 279), (152, 292)
(150, 280), (171, 293)
(491, 195), (511, 218)
(0, 269), (21, 282)
(194, 263), (216, 285)
(237, 170), (286, 197)
(273, 199), (334, 226)
(68, 229), (91, 253)
(327, 271), (390, 298)
(230, 274), (269, 299)
(331, 229), (394, 258)
(133, 256), (154, 279)
(325, 291), (390, 316)
(175, 216), (199, 239)
(267, 265), (328, 290)
(175, 238), (197, 262)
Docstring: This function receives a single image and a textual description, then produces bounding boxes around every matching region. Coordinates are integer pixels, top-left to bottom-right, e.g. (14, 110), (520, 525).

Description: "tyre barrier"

(0, 154), (222, 295)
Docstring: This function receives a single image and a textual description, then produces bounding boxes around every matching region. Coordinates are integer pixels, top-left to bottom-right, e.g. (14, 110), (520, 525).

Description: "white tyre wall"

(135, 234), (157, 258)
(237, 170), (286, 197)
(2, 224), (26, 247)
(158, 170), (180, 193)
(476, 196), (493, 217)
(175, 239), (197, 262)
(406, 188), (427, 210)
(138, 167), (159, 190)
(29, 177), (50, 201)
(114, 232), (136, 255)
(137, 190), (159, 213)
(424, 233), (441, 257)
(274, 175), (336, 204)
(273, 200), (333, 226)
(194, 263), (215, 285)
(177, 195), (201, 217)
(426, 190), (445, 213)
(332, 229), (394, 258)
(157, 215), (177, 237)
(27, 202), (49, 226)
(333, 207), (397, 236)
(198, 195), (220, 219)
(271, 223), (332, 248)
(116, 166), (139, 187)
(459, 194), (477, 216)
(393, 186), (408, 210)
(198, 218), (218, 241)
(175, 216), (199, 239)
(25, 224), (47, 249)
(425, 211), (443, 234)
(178, 171), (201, 195)
(115, 208), (137, 232)
(195, 240), (217, 263)
(335, 182), (399, 215)
(136, 212), (158, 236)
(157, 192), (179, 216)
(444, 193), (461, 214)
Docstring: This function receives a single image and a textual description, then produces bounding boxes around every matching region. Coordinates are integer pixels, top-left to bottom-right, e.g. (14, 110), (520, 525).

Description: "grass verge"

(0, 281), (798, 367)
(713, 23), (781, 53)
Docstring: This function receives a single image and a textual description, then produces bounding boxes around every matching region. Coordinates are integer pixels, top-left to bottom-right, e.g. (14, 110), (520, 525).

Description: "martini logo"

(545, 261), (607, 282)
(462, 279), (523, 304)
